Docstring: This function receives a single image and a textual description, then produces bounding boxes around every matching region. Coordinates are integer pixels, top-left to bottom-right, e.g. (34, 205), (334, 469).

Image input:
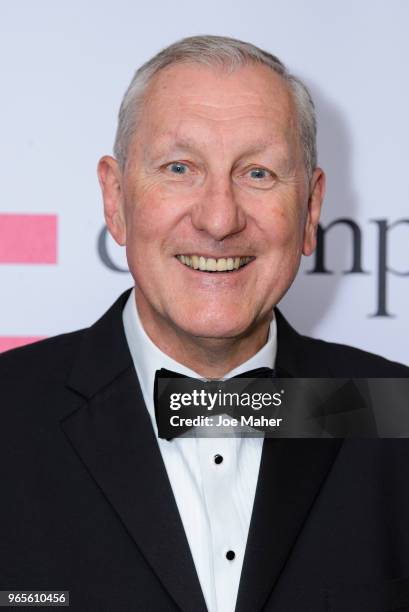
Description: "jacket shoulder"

(0, 329), (86, 384)
(275, 308), (409, 377)
(301, 334), (409, 377)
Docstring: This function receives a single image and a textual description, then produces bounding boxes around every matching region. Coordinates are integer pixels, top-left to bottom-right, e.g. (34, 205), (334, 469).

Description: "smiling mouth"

(175, 255), (254, 272)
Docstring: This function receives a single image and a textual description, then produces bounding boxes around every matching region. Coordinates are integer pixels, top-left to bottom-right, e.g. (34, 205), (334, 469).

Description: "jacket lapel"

(235, 309), (343, 612)
(61, 290), (207, 612)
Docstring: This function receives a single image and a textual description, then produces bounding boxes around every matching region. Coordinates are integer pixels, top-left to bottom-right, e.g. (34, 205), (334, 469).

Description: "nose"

(191, 174), (246, 241)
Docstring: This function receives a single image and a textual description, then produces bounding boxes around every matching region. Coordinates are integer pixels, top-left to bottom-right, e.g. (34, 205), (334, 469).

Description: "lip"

(175, 253), (254, 260)
(174, 255), (255, 274)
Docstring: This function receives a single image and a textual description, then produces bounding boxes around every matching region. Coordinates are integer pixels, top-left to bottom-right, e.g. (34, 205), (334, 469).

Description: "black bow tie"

(154, 367), (276, 440)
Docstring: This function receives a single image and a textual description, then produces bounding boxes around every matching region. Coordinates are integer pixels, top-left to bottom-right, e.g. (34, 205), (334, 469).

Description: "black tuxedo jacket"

(1, 288), (409, 612)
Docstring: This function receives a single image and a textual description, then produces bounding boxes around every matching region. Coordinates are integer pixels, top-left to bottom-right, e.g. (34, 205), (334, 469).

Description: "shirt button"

(226, 550), (235, 561)
(214, 454), (223, 465)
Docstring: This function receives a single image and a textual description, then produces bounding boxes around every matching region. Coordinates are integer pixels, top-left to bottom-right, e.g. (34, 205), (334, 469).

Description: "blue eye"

(249, 168), (269, 179)
(169, 162), (188, 174)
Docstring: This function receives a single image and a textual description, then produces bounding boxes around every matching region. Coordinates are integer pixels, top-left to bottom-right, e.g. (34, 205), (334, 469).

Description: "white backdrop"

(0, 0), (408, 364)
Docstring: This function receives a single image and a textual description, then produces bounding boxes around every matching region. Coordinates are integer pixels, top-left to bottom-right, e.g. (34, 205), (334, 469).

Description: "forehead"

(136, 62), (297, 149)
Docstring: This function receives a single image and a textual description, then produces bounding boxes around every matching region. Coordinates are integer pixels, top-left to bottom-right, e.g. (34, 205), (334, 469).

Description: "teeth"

(216, 258), (227, 272)
(207, 258), (217, 271)
(176, 255), (252, 272)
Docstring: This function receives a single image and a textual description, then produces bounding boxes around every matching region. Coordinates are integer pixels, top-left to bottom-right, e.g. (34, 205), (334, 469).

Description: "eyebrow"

(148, 135), (282, 160)
(147, 137), (206, 159)
(237, 139), (281, 157)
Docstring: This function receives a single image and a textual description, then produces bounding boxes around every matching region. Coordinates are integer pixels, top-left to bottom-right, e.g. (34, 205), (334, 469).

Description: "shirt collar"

(122, 287), (277, 424)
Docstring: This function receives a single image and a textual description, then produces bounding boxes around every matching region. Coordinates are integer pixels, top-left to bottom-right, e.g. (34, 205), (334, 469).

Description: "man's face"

(101, 62), (324, 341)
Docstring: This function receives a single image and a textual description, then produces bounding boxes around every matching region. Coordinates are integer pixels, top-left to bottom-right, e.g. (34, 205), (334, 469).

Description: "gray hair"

(113, 35), (317, 178)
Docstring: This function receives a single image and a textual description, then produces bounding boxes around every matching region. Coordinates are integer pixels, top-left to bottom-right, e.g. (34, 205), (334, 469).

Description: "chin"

(169, 308), (257, 341)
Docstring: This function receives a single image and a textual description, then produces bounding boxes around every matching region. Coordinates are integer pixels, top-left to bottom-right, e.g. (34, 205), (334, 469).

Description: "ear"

(97, 155), (127, 246)
(302, 167), (325, 256)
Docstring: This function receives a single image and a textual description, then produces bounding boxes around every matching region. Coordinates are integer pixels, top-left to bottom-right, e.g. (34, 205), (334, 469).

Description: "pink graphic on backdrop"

(0, 214), (56, 350)
(0, 214), (57, 263)
(0, 336), (45, 353)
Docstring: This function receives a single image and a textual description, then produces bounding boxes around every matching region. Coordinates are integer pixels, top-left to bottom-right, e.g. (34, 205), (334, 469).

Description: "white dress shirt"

(122, 288), (277, 612)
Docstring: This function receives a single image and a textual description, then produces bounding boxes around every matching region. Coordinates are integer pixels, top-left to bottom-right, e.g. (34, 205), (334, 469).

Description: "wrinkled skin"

(98, 62), (325, 376)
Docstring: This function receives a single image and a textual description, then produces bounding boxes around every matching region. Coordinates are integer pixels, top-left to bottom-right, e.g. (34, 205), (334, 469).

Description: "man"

(1, 35), (409, 612)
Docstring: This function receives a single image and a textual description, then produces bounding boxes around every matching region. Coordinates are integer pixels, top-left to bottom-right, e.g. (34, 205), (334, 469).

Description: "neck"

(135, 293), (272, 378)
